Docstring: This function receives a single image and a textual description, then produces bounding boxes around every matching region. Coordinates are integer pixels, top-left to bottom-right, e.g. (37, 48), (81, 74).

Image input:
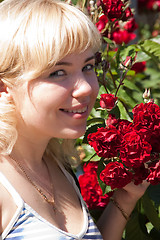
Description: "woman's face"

(11, 48), (99, 142)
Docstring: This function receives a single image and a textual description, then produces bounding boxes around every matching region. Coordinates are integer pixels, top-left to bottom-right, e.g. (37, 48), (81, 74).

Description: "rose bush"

(73, 0), (160, 238)
(87, 97), (160, 190)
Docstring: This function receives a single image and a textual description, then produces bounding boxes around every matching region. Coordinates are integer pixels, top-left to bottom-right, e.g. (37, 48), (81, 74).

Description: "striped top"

(0, 164), (103, 240)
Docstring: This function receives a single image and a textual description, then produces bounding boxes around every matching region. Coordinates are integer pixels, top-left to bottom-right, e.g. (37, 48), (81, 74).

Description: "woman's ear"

(0, 81), (13, 101)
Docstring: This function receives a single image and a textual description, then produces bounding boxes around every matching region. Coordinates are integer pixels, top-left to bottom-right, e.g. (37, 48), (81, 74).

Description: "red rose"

(100, 94), (118, 110)
(88, 125), (122, 159)
(83, 161), (98, 173)
(121, 7), (133, 21)
(79, 172), (111, 209)
(112, 29), (136, 44)
(132, 164), (149, 185)
(105, 114), (118, 127)
(96, 14), (108, 32)
(100, 161), (133, 189)
(120, 130), (152, 168)
(131, 61), (146, 73)
(117, 119), (133, 135)
(124, 18), (138, 32)
(133, 124), (160, 153)
(147, 160), (160, 185)
(133, 126), (152, 144)
(133, 102), (160, 132)
(102, 0), (124, 20)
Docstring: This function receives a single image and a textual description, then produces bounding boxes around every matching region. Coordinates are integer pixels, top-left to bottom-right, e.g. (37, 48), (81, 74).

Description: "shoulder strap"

(0, 172), (23, 206)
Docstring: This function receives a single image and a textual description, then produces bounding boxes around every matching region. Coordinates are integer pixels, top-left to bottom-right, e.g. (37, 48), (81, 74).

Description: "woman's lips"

(60, 106), (88, 119)
(60, 106), (87, 113)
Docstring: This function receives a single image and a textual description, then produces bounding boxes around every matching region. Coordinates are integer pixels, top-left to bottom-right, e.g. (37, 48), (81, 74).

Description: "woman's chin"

(61, 127), (86, 140)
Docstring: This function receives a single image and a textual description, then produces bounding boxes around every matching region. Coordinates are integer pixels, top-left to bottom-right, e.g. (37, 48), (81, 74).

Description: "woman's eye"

(82, 64), (95, 72)
(49, 70), (66, 78)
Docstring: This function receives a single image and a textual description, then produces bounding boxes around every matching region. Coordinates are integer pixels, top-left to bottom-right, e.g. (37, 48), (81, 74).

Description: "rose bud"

(100, 93), (118, 110)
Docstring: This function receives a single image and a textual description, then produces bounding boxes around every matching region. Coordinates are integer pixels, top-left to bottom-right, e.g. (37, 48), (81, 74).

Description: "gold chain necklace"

(12, 157), (56, 212)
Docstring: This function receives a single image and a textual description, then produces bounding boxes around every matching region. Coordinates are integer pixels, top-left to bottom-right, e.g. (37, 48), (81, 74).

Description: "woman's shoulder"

(0, 173), (21, 237)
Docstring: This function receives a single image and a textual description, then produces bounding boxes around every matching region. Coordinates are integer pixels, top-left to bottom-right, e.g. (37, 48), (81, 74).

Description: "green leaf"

(70, 0), (79, 5)
(94, 98), (100, 109)
(118, 44), (138, 62)
(139, 39), (160, 64)
(124, 79), (141, 92)
(103, 37), (114, 44)
(118, 88), (137, 109)
(110, 105), (120, 119)
(87, 117), (105, 126)
(125, 212), (151, 240)
(82, 152), (101, 162)
(126, 70), (136, 76)
(135, 51), (151, 62)
(98, 85), (108, 97)
(142, 192), (160, 231)
(117, 100), (133, 121)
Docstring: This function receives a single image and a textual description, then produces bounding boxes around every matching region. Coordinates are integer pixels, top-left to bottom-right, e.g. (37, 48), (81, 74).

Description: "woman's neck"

(9, 136), (49, 171)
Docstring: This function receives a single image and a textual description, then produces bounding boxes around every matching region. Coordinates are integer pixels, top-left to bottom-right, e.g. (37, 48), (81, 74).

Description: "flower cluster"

(95, 0), (138, 44)
(87, 94), (160, 191)
(79, 161), (112, 210)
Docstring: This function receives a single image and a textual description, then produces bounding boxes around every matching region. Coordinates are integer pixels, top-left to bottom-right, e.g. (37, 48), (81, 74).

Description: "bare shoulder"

(0, 182), (17, 235)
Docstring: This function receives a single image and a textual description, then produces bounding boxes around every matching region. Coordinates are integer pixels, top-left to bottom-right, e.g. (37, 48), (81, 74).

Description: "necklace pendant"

(47, 199), (55, 205)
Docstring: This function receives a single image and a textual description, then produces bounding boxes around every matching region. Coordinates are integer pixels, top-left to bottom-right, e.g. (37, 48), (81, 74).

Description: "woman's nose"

(71, 74), (93, 98)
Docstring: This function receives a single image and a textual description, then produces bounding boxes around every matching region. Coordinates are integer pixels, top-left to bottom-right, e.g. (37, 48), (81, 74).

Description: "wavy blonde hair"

(0, 0), (101, 163)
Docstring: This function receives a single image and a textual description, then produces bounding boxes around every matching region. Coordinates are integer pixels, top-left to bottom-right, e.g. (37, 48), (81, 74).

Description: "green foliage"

(125, 211), (151, 240)
(142, 193), (160, 231)
(139, 39), (160, 64)
(72, 1), (160, 239)
(80, 35), (160, 239)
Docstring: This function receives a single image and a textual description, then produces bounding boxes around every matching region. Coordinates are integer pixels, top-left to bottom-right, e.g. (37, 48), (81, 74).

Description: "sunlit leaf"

(139, 39), (160, 64)
(142, 192), (160, 231)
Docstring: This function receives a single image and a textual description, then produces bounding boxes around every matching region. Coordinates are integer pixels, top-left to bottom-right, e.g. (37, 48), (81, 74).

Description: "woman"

(0, 0), (148, 239)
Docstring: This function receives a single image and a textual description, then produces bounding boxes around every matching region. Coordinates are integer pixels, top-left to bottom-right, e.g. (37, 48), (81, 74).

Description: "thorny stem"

(115, 69), (129, 97)
(108, 68), (117, 89)
(101, 60), (109, 93)
(102, 73), (109, 93)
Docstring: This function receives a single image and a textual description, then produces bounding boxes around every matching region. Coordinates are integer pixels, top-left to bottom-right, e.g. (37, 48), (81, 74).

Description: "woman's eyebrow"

(85, 55), (95, 62)
(55, 61), (72, 66)
(55, 55), (95, 66)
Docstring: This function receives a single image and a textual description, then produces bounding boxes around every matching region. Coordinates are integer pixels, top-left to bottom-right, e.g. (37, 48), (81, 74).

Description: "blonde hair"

(0, 0), (101, 162)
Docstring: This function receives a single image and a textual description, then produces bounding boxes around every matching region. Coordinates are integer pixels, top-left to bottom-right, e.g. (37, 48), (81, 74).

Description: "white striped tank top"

(0, 164), (103, 240)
